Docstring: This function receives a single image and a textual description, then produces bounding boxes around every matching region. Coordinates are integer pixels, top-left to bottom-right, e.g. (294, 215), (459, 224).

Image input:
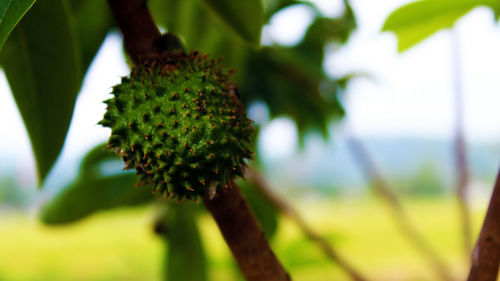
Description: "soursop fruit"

(99, 52), (253, 200)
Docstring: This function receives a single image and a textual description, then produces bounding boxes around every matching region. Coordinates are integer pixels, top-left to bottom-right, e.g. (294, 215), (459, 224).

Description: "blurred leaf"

(69, 0), (113, 73)
(262, 0), (312, 21)
(240, 45), (340, 137)
(165, 203), (207, 281)
(382, 0), (500, 52)
(0, 0), (35, 51)
(149, 0), (192, 40)
(0, 0), (82, 183)
(239, 8), (355, 138)
(150, 0), (249, 74)
(184, 3), (219, 51)
(280, 236), (335, 268)
(151, 0), (218, 51)
(238, 179), (279, 238)
(198, 0), (264, 45)
(151, 0), (355, 138)
(298, 6), (356, 60)
(40, 144), (154, 224)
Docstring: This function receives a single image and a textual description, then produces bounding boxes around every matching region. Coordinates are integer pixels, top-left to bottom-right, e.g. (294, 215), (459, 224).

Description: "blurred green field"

(0, 197), (487, 281)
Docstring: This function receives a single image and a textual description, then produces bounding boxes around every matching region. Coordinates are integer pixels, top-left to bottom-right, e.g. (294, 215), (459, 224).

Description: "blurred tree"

(0, 176), (31, 208)
(397, 164), (447, 198)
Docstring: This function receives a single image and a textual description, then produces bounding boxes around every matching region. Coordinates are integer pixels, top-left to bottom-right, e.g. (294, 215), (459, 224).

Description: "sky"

(1, 0), (500, 185)
(337, 0), (500, 142)
(261, 0), (500, 158)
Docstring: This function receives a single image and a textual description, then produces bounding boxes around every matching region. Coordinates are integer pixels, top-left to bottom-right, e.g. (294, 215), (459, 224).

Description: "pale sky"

(337, 1), (500, 142)
(260, 0), (500, 158)
(1, 0), (500, 182)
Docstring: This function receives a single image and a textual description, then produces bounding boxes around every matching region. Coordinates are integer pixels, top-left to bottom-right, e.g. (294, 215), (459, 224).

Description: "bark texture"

(204, 181), (291, 281)
(107, 0), (162, 64)
(467, 169), (500, 281)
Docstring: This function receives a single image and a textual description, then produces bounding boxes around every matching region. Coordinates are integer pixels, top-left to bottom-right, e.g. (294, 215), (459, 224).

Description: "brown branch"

(203, 181), (291, 281)
(245, 167), (370, 281)
(345, 132), (455, 281)
(451, 29), (473, 257)
(106, 0), (162, 64)
(106, 2), (289, 280)
(467, 169), (500, 281)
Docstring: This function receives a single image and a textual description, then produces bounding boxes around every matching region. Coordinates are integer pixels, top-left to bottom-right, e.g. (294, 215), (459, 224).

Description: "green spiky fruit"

(99, 52), (254, 200)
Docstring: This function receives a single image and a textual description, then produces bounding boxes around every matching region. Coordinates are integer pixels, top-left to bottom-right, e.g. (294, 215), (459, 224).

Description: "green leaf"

(0, 0), (82, 183)
(150, 0), (214, 51)
(262, 0), (310, 21)
(151, 0), (240, 52)
(150, 0), (249, 75)
(0, 0), (35, 51)
(198, 0), (264, 45)
(40, 144), (154, 224)
(240, 44), (345, 137)
(238, 10), (355, 138)
(165, 203), (207, 281)
(69, 0), (113, 73)
(150, 0), (192, 36)
(382, 0), (500, 52)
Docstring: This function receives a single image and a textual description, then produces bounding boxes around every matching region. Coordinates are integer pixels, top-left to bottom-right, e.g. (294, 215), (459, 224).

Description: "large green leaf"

(40, 144), (154, 224)
(164, 203), (207, 281)
(69, 0), (113, 73)
(382, 0), (500, 52)
(0, 0), (35, 51)
(0, 0), (82, 183)
(198, 0), (264, 45)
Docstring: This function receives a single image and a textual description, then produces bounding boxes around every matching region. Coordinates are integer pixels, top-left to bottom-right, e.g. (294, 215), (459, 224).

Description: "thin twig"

(345, 132), (455, 281)
(245, 167), (370, 281)
(204, 181), (291, 281)
(451, 28), (473, 257)
(467, 168), (500, 281)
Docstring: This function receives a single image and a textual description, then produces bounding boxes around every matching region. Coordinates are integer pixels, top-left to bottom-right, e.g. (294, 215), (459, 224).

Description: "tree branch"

(345, 132), (455, 281)
(467, 169), (500, 281)
(106, 0), (162, 64)
(203, 181), (291, 281)
(451, 28), (473, 257)
(245, 167), (370, 281)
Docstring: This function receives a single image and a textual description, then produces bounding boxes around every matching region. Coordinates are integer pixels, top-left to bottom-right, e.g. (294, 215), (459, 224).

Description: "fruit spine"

(99, 52), (253, 200)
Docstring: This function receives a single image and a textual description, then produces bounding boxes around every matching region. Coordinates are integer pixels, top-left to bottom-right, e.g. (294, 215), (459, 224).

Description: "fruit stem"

(106, 0), (162, 64)
(203, 180), (291, 281)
